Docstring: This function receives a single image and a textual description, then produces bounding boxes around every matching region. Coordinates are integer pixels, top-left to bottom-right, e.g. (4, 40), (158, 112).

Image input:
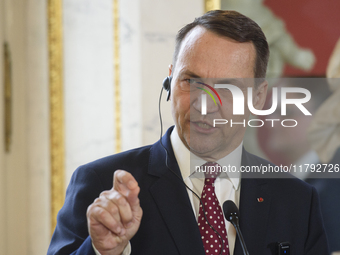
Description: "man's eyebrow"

(177, 70), (202, 78)
(215, 78), (241, 84)
(214, 78), (247, 88)
(176, 72), (246, 87)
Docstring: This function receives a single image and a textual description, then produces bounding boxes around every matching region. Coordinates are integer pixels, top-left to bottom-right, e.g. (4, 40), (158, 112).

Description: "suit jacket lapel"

(234, 150), (272, 255)
(148, 127), (205, 255)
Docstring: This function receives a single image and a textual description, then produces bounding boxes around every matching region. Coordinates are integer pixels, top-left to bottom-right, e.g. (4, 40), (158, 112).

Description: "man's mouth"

(191, 121), (216, 133)
(195, 122), (213, 129)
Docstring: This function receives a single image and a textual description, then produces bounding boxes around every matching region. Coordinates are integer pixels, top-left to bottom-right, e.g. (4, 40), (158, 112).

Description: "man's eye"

(188, 79), (201, 85)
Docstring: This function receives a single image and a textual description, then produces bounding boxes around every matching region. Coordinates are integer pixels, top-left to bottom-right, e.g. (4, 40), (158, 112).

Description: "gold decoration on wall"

(205, 0), (221, 12)
(113, 0), (122, 153)
(3, 42), (12, 153)
(48, 0), (65, 235)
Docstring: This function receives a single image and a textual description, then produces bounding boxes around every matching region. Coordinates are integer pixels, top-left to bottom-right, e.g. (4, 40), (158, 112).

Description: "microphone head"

(223, 200), (240, 223)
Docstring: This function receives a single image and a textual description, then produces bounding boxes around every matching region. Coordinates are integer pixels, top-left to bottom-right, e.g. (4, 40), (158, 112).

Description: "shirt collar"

(170, 126), (242, 190)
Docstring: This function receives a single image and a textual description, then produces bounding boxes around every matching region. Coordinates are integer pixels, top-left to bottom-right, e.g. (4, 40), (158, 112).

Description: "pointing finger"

(113, 170), (141, 211)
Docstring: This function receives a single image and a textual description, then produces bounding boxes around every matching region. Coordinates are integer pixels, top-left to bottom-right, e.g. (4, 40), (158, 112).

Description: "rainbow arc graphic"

(196, 82), (222, 106)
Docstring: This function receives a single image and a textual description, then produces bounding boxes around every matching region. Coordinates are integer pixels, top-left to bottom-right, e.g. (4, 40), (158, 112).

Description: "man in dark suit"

(48, 10), (329, 255)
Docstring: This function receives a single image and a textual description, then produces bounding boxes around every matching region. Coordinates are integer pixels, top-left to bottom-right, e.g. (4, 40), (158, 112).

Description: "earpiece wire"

(158, 87), (225, 255)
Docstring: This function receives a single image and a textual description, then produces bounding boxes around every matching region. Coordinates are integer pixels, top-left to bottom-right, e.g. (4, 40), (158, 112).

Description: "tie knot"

(202, 162), (220, 182)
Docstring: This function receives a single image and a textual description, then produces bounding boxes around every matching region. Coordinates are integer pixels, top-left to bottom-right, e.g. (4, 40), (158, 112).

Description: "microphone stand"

(228, 214), (249, 255)
(223, 200), (250, 255)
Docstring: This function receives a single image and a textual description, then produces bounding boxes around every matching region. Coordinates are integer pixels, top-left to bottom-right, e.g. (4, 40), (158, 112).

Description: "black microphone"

(223, 200), (250, 255)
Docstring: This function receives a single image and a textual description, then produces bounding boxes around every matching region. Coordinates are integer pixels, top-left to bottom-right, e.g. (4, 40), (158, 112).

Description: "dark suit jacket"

(306, 178), (340, 253)
(305, 148), (340, 253)
(48, 127), (329, 255)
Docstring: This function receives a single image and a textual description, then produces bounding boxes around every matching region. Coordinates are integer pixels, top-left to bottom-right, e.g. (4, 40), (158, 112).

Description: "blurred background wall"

(0, 0), (339, 254)
(0, 0), (50, 254)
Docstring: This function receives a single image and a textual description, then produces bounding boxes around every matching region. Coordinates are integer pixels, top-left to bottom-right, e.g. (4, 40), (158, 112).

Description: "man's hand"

(87, 170), (143, 255)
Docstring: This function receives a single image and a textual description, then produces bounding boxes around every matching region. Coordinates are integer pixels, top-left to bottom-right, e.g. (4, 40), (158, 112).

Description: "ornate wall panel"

(48, 0), (65, 234)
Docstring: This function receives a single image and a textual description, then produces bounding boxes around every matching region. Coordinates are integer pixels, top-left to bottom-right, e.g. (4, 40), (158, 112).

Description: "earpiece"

(162, 76), (172, 101)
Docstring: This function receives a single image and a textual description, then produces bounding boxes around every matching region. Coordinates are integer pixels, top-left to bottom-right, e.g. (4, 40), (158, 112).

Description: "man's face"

(170, 26), (267, 161)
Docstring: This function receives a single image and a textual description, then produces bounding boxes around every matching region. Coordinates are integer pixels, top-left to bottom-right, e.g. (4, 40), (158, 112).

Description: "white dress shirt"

(170, 127), (242, 255)
(94, 127), (242, 255)
(93, 238), (131, 255)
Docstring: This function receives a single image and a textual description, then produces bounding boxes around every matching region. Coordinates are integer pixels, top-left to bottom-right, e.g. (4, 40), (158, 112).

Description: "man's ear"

(169, 64), (173, 77)
(253, 80), (268, 110)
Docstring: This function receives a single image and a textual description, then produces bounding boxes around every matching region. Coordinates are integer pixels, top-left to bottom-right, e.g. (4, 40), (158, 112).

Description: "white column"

(63, 0), (115, 183)
(120, 0), (143, 151)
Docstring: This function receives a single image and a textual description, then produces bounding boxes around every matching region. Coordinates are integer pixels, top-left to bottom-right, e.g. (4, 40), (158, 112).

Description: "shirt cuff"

(92, 241), (131, 255)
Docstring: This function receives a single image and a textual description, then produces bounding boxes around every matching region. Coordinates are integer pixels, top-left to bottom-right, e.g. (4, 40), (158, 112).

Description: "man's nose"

(192, 92), (219, 114)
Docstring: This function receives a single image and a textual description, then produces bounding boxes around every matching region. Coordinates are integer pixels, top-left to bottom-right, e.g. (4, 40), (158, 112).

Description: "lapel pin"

(257, 197), (264, 202)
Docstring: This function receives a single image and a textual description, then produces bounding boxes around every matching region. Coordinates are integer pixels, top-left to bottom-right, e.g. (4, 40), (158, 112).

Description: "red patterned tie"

(198, 162), (230, 255)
